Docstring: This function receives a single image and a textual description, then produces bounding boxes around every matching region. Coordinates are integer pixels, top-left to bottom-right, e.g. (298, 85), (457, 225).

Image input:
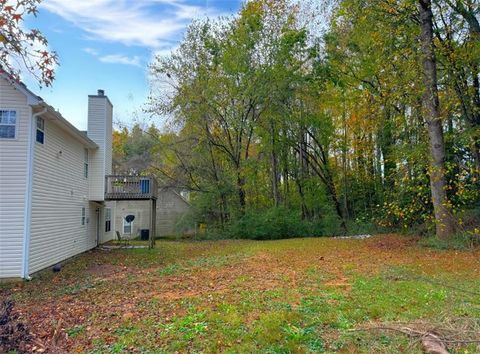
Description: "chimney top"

(97, 89), (105, 96)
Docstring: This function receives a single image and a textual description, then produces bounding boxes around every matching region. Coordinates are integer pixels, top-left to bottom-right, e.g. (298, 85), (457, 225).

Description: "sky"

(23, 0), (242, 130)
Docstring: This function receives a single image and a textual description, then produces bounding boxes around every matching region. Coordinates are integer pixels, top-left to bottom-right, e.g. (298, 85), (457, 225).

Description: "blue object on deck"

(140, 179), (150, 194)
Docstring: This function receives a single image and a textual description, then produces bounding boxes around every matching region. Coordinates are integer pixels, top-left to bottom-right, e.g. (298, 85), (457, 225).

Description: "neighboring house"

(0, 74), (116, 279)
(115, 187), (192, 238)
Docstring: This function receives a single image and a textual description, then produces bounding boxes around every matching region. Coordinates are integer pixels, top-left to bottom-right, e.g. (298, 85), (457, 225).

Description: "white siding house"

(0, 75), (116, 279)
(0, 78), (31, 278)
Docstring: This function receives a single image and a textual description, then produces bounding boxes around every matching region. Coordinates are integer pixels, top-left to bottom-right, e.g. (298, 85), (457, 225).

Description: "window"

(36, 117), (44, 144)
(105, 208), (111, 232)
(123, 218), (133, 234)
(84, 149), (89, 178)
(0, 110), (17, 139)
(81, 207), (86, 226)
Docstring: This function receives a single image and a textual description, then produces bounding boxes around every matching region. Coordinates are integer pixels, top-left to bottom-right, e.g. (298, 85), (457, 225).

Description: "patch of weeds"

(231, 274), (248, 287)
(160, 311), (208, 342)
(66, 324), (85, 338)
(209, 303), (243, 327)
(158, 253), (248, 277)
(331, 314), (354, 329)
(345, 275), (450, 321)
(91, 342), (128, 354)
(90, 325), (142, 353)
(158, 263), (185, 276)
(419, 232), (479, 250)
(250, 310), (300, 346)
(56, 278), (103, 296)
(113, 325), (138, 336)
(187, 254), (237, 268)
(332, 331), (421, 354)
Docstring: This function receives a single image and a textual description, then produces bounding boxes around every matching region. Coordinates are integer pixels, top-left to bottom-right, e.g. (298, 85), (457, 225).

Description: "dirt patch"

(86, 263), (123, 278)
(366, 235), (419, 251)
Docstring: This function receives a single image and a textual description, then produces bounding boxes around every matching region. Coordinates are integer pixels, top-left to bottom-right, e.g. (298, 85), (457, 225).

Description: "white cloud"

(99, 54), (142, 67)
(83, 47), (140, 67)
(41, 0), (224, 48)
(83, 47), (98, 56)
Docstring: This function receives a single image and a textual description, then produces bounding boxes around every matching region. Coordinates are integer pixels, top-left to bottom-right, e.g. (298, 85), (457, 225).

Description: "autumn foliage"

(144, 0), (480, 239)
(0, 0), (58, 86)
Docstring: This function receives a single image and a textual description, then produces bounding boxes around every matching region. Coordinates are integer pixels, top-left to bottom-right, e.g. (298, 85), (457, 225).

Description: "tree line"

(115, 0), (479, 240)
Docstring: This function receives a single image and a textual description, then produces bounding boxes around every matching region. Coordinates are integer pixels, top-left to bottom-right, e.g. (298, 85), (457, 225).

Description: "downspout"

(22, 106), (47, 280)
(96, 207), (100, 246)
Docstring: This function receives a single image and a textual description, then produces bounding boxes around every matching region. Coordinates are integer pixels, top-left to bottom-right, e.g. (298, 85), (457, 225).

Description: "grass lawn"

(1, 234), (480, 353)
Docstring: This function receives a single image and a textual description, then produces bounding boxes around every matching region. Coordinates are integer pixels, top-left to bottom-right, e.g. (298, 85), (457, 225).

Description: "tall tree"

(419, 0), (457, 238)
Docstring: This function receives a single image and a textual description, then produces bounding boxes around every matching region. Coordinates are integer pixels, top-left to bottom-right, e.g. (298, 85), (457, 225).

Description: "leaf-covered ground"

(1, 234), (479, 353)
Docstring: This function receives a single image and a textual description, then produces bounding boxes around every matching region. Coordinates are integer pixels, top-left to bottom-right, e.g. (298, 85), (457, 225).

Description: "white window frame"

(0, 109), (18, 140)
(105, 208), (111, 232)
(84, 148), (89, 178)
(123, 218), (133, 235)
(36, 116), (45, 144)
(81, 207), (86, 226)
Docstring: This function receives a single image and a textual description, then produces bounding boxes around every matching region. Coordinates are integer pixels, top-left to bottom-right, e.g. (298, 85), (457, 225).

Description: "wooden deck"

(104, 175), (158, 200)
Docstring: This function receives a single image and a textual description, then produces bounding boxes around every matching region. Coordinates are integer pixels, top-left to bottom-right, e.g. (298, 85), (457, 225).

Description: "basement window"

(36, 117), (44, 144)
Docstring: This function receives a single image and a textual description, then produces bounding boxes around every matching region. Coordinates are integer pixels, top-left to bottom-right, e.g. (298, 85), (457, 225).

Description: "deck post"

(149, 198), (156, 249)
(152, 198), (156, 247)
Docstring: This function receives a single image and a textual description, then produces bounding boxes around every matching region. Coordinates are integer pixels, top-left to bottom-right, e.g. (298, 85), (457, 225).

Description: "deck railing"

(105, 175), (158, 200)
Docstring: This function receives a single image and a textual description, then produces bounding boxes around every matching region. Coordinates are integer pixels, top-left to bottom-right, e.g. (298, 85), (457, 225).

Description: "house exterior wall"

(29, 117), (98, 273)
(114, 200), (151, 238)
(0, 79), (30, 278)
(0, 77), (116, 279)
(114, 189), (192, 238)
(156, 189), (191, 236)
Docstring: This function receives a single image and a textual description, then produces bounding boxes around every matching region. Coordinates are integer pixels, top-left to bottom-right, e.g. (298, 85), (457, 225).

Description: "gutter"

(21, 106), (47, 280)
(39, 102), (98, 149)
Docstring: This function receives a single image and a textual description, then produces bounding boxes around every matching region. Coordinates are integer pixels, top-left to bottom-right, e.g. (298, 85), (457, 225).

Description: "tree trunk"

(324, 162), (347, 233)
(471, 65), (480, 172)
(341, 105), (350, 219)
(270, 120), (281, 207)
(419, 0), (456, 238)
(380, 107), (395, 188)
(237, 171), (246, 213)
(298, 127), (310, 220)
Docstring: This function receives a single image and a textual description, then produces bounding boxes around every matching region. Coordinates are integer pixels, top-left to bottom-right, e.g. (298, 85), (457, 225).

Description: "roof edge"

(0, 72), (43, 105)
(0, 73), (98, 149)
(40, 103), (98, 149)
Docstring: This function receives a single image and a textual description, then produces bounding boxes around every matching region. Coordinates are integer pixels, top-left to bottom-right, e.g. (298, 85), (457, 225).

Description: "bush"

(194, 206), (397, 240)
(225, 207), (308, 239)
(201, 207), (346, 240)
(418, 231), (480, 250)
